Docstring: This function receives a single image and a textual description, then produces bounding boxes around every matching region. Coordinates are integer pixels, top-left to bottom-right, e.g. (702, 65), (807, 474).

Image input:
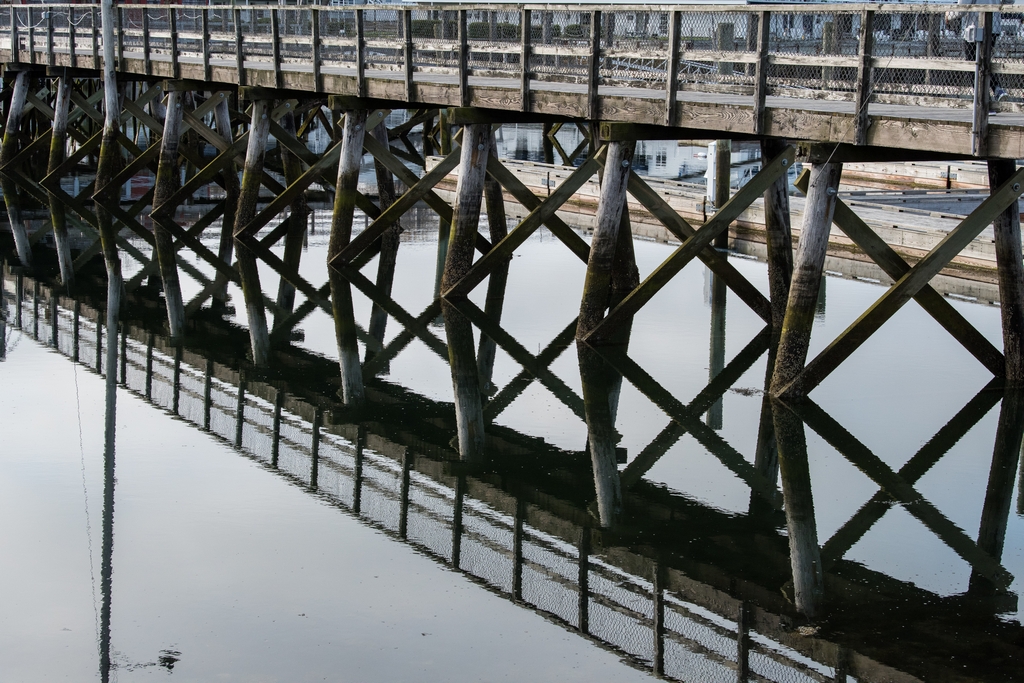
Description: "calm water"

(2, 195), (1023, 683)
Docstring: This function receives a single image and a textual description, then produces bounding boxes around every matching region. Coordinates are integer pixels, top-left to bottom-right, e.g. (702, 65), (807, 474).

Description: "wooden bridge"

(3, 8), (1024, 668)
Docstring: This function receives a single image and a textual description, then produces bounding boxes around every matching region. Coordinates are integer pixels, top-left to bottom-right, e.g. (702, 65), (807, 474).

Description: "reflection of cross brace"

(787, 396), (1013, 588)
(596, 329), (783, 507)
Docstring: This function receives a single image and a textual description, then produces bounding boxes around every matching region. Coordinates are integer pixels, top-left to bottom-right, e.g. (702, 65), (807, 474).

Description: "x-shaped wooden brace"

(775, 167), (1024, 399)
(546, 121), (591, 166)
(580, 145), (794, 343)
(785, 395), (1012, 588)
(596, 331), (784, 508)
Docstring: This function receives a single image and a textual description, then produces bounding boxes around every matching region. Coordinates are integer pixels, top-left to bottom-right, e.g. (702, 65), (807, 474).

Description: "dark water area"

(2, 199), (1024, 683)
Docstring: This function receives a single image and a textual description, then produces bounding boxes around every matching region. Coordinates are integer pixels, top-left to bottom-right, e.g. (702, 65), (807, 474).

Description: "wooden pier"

(3, 6), (1024, 668)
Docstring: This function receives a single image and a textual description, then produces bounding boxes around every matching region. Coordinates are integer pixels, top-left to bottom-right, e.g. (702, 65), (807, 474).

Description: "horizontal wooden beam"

(598, 121), (761, 143)
(448, 107), (581, 127)
(798, 142), (975, 165)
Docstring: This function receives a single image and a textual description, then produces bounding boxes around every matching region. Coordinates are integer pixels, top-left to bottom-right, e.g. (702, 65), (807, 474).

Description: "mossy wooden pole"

(367, 115), (401, 351)
(2, 71), (33, 268)
(440, 123), (490, 295)
(212, 93), (238, 306)
(152, 90), (187, 342)
(233, 98), (273, 366)
(477, 130), (510, 392)
(274, 110), (309, 324)
(579, 342), (623, 528)
(762, 137), (793, 339)
(770, 162), (841, 396)
(48, 75), (74, 288)
(433, 109), (452, 300)
(772, 399), (823, 618)
(442, 300), (485, 461)
(328, 109), (368, 405)
(989, 159), (1024, 385)
(578, 140), (635, 339)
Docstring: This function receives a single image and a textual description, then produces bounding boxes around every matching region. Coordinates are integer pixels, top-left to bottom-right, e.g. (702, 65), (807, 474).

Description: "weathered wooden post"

(328, 109), (368, 405)
(713, 138), (731, 249)
(442, 301), (486, 461)
(212, 93), (238, 306)
(770, 161), (841, 396)
(48, 75), (74, 288)
(762, 138), (794, 337)
(577, 139), (635, 338)
(477, 131), (510, 392)
(970, 390), (1024, 596)
(989, 159), (1024, 385)
(772, 399), (824, 618)
(152, 89), (187, 342)
(440, 123), (490, 295)
(274, 110), (310, 323)
(578, 343), (623, 527)
(233, 98), (273, 366)
(715, 22), (735, 76)
(366, 114), (401, 352)
(1, 70), (33, 268)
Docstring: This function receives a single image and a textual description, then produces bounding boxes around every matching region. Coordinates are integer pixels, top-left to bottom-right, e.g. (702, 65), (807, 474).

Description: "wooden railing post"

(458, 9), (469, 106)
(753, 11), (770, 135)
(10, 6), (17, 64)
(271, 8), (281, 88)
(27, 8), (34, 65)
(46, 8), (53, 68)
(973, 10), (995, 156)
(665, 10), (680, 126)
(403, 9), (413, 100)
(91, 6), (98, 69)
(312, 9), (322, 91)
(234, 8), (244, 86)
(202, 8), (211, 82)
(69, 9), (76, 69)
(520, 9), (531, 112)
(142, 8), (150, 75)
(854, 10), (874, 146)
(588, 11), (601, 120)
(116, 6), (123, 69)
(170, 7), (179, 79)
(355, 8), (365, 98)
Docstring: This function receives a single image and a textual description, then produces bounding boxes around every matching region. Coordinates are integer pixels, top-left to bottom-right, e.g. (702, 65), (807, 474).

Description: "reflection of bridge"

(4, 264), (1023, 683)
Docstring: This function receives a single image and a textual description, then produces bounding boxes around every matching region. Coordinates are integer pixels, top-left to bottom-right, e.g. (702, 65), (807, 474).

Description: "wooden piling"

(577, 140), (635, 339)
(477, 131), (510, 392)
(989, 159), (1024, 385)
(367, 115), (401, 350)
(440, 123), (490, 296)
(762, 137), (794, 338)
(48, 76), (74, 288)
(328, 109), (368, 405)
(233, 99), (273, 366)
(770, 162), (842, 396)
(212, 93), (238, 306)
(274, 110), (309, 323)
(152, 90), (187, 342)
(2, 71), (33, 267)
(713, 139), (731, 249)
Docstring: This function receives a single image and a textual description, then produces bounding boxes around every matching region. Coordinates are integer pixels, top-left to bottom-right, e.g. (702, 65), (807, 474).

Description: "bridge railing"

(5, 4), (1022, 118)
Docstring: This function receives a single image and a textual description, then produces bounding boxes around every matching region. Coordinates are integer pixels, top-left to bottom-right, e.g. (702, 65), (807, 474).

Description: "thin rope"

(73, 360), (101, 657)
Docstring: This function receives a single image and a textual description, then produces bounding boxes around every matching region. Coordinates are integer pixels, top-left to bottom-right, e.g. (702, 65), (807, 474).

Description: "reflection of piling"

(772, 399), (824, 618)
(771, 162), (842, 397)
(442, 301), (485, 461)
(707, 271), (727, 429)
(578, 343), (623, 528)
(971, 390), (1024, 595)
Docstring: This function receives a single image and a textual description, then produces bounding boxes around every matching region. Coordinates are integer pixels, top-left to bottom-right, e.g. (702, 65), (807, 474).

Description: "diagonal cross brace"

(777, 168), (1024, 399)
(583, 145), (795, 343)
